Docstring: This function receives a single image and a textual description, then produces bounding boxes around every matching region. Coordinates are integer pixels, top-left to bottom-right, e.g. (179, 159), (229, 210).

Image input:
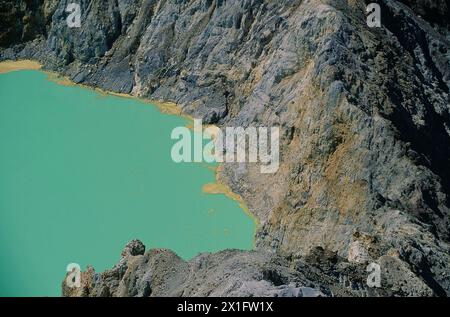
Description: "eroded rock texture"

(1, 0), (449, 296)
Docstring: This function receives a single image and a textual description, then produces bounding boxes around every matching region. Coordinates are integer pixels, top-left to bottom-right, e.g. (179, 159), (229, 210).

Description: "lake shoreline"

(0, 59), (259, 234)
(0, 60), (42, 74)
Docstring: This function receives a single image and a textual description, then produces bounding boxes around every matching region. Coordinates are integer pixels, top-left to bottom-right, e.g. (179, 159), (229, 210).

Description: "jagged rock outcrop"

(62, 239), (434, 297)
(2, 0), (449, 296)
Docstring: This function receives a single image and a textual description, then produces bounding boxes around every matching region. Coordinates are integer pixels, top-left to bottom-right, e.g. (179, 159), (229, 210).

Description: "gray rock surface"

(62, 240), (428, 297)
(1, 0), (449, 296)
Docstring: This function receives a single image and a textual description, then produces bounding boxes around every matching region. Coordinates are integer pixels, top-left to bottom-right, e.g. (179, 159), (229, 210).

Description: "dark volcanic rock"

(62, 240), (434, 297)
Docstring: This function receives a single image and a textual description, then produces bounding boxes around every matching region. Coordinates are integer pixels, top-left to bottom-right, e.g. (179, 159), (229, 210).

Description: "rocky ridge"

(1, 0), (449, 296)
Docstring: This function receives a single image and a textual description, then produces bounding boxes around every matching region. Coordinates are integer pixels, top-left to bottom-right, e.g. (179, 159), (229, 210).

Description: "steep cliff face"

(1, 0), (449, 296)
(0, 0), (58, 47)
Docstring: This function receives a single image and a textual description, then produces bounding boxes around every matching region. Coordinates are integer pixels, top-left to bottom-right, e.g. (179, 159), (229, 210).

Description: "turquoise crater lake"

(0, 70), (254, 296)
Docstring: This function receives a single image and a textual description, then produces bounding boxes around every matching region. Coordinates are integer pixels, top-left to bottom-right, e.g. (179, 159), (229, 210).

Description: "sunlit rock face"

(2, 0), (450, 296)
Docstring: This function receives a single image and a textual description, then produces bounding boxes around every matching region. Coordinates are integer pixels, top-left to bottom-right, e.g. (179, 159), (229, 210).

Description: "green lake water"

(0, 70), (254, 297)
